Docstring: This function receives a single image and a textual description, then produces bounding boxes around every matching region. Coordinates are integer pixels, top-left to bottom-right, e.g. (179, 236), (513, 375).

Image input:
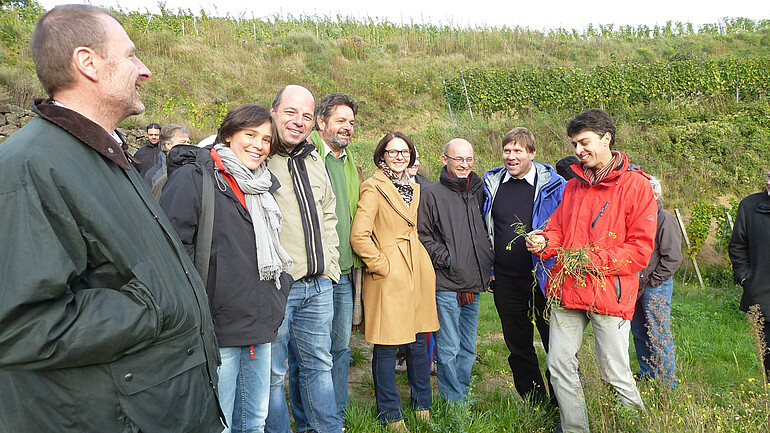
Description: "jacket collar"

(756, 192), (770, 214)
(372, 169), (417, 225)
(439, 166), (482, 193)
(277, 139), (315, 159)
(571, 151), (629, 186)
(33, 98), (132, 170)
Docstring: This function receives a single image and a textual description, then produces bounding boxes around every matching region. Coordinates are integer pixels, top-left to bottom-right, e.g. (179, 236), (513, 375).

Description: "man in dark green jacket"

(0, 6), (223, 432)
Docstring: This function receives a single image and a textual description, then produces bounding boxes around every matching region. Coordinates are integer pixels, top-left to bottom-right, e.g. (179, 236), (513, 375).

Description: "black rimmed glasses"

(444, 155), (475, 164)
(385, 149), (411, 158)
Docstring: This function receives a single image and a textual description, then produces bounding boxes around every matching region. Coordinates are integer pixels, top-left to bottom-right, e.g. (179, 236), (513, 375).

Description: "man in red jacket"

(527, 109), (657, 432)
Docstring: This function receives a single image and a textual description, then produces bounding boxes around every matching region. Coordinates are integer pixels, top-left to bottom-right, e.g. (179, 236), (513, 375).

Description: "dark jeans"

(493, 273), (556, 406)
(372, 333), (431, 422)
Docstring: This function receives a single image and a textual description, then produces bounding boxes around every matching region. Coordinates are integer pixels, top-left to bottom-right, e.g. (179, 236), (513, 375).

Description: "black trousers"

(493, 273), (557, 406)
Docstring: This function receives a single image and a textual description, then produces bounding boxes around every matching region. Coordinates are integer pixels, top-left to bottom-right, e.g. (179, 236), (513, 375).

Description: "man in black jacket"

(729, 169), (770, 379)
(133, 122), (162, 176)
(418, 138), (493, 403)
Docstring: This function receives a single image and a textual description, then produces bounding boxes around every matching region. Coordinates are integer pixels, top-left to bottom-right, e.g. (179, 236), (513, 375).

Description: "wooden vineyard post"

(726, 211), (734, 232)
(675, 208), (705, 288)
(460, 71), (474, 120)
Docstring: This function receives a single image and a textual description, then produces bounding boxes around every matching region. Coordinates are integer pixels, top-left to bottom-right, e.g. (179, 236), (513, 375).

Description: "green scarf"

(310, 130), (364, 269)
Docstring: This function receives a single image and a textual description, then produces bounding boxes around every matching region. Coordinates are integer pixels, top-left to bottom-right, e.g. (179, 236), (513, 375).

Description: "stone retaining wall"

(0, 103), (147, 154)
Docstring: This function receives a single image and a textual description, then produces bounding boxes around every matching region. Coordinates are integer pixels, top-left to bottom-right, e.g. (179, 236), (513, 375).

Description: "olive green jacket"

(0, 100), (223, 432)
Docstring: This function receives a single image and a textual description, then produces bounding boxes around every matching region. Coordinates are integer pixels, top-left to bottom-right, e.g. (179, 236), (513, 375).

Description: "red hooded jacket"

(538, 152), (657, 320)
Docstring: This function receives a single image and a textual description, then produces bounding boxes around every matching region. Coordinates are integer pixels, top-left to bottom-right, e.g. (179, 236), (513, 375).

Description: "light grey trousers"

(547, 307), (645, 432)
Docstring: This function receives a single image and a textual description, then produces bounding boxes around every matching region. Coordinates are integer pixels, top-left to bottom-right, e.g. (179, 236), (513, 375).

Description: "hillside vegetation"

(2, 2), (769, 265)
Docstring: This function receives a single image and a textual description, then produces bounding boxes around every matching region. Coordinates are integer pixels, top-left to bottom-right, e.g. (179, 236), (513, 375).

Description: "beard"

(323, 130), (351, 150)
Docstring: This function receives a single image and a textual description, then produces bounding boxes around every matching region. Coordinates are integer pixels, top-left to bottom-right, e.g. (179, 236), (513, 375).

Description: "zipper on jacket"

(591, 202), (610, 228)
(615, 276), (621, 303)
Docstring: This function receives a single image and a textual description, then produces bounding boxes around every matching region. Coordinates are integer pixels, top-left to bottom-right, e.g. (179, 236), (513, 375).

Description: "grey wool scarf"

(214, 144), (292, 289)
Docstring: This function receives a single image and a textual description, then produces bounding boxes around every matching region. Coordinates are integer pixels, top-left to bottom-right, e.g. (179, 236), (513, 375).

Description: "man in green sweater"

(309, 92), (363, 424)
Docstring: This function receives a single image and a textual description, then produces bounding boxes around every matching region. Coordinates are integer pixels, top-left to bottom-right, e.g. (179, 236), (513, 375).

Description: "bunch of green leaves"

(685, 201), (713, 259)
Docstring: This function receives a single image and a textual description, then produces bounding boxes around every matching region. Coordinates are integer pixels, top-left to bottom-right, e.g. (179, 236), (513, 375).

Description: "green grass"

(343, 274), (770, 432)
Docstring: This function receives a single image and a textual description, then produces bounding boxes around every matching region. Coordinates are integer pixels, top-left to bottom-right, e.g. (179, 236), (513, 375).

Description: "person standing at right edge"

(482, 127), (565, 407)
(527, 109), (656, 433)
(729, 169), (770, 381)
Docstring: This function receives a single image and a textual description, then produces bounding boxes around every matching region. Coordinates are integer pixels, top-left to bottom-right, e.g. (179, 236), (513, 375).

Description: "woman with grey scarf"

(160, 104), (292, 433)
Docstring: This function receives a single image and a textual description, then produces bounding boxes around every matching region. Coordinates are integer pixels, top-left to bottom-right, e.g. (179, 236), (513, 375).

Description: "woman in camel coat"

(351, 131), (439, 429)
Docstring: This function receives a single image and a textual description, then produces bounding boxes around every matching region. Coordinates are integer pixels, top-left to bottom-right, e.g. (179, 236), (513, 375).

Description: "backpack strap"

(194, 167), (216, 284)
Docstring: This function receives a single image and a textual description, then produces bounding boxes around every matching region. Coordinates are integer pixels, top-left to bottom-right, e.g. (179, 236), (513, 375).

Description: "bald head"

(444, 138), (473, 155)
(270, 85), (315, 150)
(442, 138), (475, 178)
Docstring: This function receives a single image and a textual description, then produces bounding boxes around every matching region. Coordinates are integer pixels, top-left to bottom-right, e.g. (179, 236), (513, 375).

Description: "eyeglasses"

(385, 149), (411, 158)
(444, 155), (475, 164)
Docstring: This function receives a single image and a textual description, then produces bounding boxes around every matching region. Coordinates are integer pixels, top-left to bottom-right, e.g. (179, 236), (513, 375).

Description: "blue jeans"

(218, 344), (271, 433)
(631, 277), (677, 387)
(265, 276), (341, 433)
(372, 333), (431, 423)
(434, 291), (479, 403)
(330, 274), (353, 422)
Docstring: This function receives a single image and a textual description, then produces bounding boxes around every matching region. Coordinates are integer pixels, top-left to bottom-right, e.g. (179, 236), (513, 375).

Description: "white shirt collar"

(502, 163), (536, 186)
(321, 136), (346, 160)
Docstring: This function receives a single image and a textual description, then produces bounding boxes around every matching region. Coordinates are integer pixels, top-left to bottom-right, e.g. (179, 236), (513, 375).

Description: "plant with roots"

(506, 221), (631, 322)
(505, 216), (540, 251)
(540, 232), (632, 315)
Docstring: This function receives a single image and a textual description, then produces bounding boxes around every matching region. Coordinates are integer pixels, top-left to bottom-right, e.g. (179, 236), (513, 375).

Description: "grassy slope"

(1, 5), (769, 255)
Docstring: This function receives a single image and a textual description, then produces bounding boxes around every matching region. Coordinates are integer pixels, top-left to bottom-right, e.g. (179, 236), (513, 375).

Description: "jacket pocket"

(615, 276), (622, 303)
(108, 326), (205, 396)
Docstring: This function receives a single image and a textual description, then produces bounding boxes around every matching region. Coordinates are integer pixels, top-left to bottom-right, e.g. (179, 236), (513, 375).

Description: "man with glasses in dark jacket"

(418, 138), (493, 403)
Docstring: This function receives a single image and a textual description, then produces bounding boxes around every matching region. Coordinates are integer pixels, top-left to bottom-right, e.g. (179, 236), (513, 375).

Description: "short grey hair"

(159, 124), (191, 147)
(649, 176), (662, 198)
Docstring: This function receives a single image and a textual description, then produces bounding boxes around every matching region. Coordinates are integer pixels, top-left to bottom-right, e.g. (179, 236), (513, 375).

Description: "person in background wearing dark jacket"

(482, 128), (565, 406)
(418, 138), (493, 403)
(729, 169), (770, 380)
(527, 109), (656, 432)
(0, 5), (222, 432)
(407, 148), (433, 186)
(144, 123), (191, 188)
(133, 122), (161, 176)
(160, 104), (293, 433)
(555, 155), (579, 181)
(307, 92), (363, 424)
(631, 176), (682, 388)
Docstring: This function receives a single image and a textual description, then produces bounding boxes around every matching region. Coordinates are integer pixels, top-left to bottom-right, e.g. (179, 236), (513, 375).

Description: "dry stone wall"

(0, 103), (147, 154)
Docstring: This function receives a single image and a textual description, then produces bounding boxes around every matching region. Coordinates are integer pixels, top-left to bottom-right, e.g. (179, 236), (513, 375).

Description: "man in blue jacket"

(483, 127), (565, 406)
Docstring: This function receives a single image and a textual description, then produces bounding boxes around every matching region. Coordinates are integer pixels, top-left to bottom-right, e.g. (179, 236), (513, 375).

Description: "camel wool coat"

(351, 169), (439, 345)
